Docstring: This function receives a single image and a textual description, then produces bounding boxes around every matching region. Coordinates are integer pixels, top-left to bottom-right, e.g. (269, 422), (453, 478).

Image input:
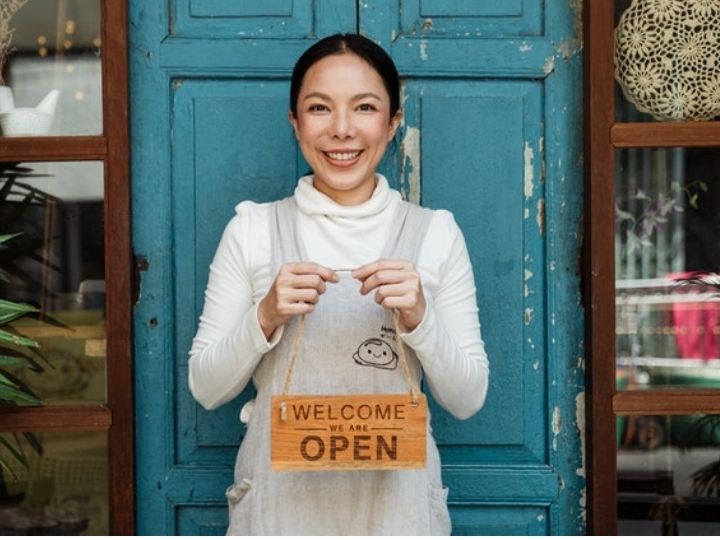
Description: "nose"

(329, 108), (354, 139)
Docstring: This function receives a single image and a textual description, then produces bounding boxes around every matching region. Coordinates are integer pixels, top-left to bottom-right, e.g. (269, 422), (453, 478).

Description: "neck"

(313, 176), (378, 206)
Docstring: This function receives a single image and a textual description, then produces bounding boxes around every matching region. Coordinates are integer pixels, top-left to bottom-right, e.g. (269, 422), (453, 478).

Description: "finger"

(373, 283), (414, 306)
(352, 259), (413, 280)
(359, 270), (413, 295)
(283, 288), (321, 305)
(286, 262), (339, 282)
(284, 274), (328, 294)
(281, 302), (316, 316)
(378, 294), (419, 312)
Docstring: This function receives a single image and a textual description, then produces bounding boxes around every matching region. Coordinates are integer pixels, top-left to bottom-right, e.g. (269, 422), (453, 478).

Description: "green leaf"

(0, 383), (42, 405)
(0, 355), (32, 369)
(0, 372), (19, 388)
(0, 232), (22, 245)
(0, 433), (28, 469)
(0, 328), (37, 348)
(699, 181), (708, 192)
(0, 454), (18, 478)
(0, 354), (29, 367)
(0, 299), (37, 325)
(0, 347), (42, 371)
(689, 193), (699, 209)
(22, 432), (43, 457)
(0, 370), (42, 404)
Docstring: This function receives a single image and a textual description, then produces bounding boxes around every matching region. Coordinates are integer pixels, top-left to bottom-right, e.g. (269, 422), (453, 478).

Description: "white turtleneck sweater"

(189, 175), (489, 420)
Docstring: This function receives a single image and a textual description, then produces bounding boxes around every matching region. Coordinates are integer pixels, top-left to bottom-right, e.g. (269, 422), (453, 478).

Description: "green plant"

(0, 232), (43, 478)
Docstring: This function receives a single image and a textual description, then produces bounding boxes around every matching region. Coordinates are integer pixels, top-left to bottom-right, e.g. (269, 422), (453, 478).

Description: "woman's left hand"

(352, 259), (426, 332)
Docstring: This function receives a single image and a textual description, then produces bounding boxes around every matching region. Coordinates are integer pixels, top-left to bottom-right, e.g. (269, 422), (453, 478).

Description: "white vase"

(0, 88), (60, 136)
(1, 108), (55, 137)
(0, 86), (14, 114)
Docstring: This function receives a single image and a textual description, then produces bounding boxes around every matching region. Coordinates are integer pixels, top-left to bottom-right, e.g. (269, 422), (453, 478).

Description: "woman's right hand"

(257, 262), (338, 339)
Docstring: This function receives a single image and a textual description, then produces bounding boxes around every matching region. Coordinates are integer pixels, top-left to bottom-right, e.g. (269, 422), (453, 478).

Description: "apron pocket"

(429, 486), (451, 535)
(226, 478), (253, 509)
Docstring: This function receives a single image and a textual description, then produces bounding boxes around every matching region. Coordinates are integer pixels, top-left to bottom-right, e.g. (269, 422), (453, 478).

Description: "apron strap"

(270, 197), (307, 276)
(380, 201), (435, 262)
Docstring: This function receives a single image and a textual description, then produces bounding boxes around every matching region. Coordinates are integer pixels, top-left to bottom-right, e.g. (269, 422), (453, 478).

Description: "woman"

(189, 33), (489, 535)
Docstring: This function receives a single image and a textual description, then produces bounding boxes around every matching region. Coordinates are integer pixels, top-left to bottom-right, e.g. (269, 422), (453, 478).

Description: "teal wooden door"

(131, 0), (584, 535)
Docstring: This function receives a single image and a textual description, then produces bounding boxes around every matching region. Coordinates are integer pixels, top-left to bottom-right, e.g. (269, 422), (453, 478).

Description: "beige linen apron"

(225, 196), (450, 535)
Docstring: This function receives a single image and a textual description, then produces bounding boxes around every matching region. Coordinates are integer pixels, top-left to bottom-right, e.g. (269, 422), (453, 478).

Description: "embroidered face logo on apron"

(353, 337), (399, 370)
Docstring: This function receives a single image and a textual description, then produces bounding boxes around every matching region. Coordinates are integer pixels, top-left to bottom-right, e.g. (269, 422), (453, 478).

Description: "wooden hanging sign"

(271, 393), (427, 471)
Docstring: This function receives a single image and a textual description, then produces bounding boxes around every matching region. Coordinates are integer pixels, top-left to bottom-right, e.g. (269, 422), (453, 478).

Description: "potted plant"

(0, 232), (43, 505)
(0, 163), (53, 495)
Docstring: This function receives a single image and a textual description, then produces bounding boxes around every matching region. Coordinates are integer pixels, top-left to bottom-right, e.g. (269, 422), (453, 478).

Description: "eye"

(367, 349), (372, 354)
(383, 351), (387, 356)
(357, 103), (377, 112)
(308, 103), (328, 112)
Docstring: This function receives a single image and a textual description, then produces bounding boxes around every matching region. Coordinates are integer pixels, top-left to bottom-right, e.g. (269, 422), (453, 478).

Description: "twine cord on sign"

(391, 309), (421, 406)
(279, 303), (421, 416)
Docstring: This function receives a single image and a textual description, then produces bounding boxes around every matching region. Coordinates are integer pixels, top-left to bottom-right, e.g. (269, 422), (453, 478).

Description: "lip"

(322, 149), (363, 168)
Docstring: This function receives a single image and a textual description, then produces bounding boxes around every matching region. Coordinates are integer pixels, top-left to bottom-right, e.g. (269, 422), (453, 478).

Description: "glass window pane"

(615, 148), (720, 390)
(614, 0), (720, 123)
(1, 0), (102, 136)
(0, 430), (108, 535)
(0, 161), (105, 404)
(618, 414), (720, 535)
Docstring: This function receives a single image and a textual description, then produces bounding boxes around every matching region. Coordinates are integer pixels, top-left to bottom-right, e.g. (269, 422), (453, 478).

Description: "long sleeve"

(402, 210), (490, 420)
(188, 203), (281, 410)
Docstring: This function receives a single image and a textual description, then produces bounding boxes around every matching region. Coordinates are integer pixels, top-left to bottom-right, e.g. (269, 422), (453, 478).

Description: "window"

(0, 1), (131, 534)
(586, 1), (720, 535)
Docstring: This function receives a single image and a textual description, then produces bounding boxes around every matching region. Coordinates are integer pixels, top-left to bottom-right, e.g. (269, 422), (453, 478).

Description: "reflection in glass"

(0, 161), (105, 403)
(618, 415), (720, 535)
(615, 148), (720, 390)
(0, 431), (108, 535)
(1, 0), (102, 136)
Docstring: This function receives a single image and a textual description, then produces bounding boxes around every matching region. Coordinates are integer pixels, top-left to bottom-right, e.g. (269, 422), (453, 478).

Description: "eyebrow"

(302, 91), (383, 102)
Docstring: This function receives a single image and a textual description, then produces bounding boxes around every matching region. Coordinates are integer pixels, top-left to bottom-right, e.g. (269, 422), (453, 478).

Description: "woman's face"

(289, 52), (402, 206)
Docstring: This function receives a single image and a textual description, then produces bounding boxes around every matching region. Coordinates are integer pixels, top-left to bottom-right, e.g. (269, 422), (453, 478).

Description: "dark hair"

(290, 33), (400, 119)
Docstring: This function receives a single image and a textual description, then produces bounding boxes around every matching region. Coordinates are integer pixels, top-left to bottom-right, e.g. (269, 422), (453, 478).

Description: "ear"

(288, 110), (299, 138)
(388, 109), (403, 141)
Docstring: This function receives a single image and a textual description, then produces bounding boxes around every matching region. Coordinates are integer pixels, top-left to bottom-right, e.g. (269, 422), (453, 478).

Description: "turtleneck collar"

(294, 174), (393, 218)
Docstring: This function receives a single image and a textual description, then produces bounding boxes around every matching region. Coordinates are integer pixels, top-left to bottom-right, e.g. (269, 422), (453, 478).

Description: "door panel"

(402, 0), (543, 35)
(364, 0), (584, 534)
(173, 80), (301, 466)
(130, 1), (355, 534)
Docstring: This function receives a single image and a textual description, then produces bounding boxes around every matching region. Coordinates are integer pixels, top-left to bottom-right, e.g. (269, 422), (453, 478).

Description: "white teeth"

(326, 151), (361, 161)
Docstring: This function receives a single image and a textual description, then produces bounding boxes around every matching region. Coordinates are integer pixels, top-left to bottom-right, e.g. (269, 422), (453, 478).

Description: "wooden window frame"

(584, 2), (720, 535)
(0, 0), (133, 534)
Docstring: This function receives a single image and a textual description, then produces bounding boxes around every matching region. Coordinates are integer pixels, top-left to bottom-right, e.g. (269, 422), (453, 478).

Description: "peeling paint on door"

(400, 126), (421, 204)
(524, 141), (534, 199)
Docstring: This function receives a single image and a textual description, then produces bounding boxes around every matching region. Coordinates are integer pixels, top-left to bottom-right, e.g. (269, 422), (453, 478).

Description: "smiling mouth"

(324, 150), (363, 161)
